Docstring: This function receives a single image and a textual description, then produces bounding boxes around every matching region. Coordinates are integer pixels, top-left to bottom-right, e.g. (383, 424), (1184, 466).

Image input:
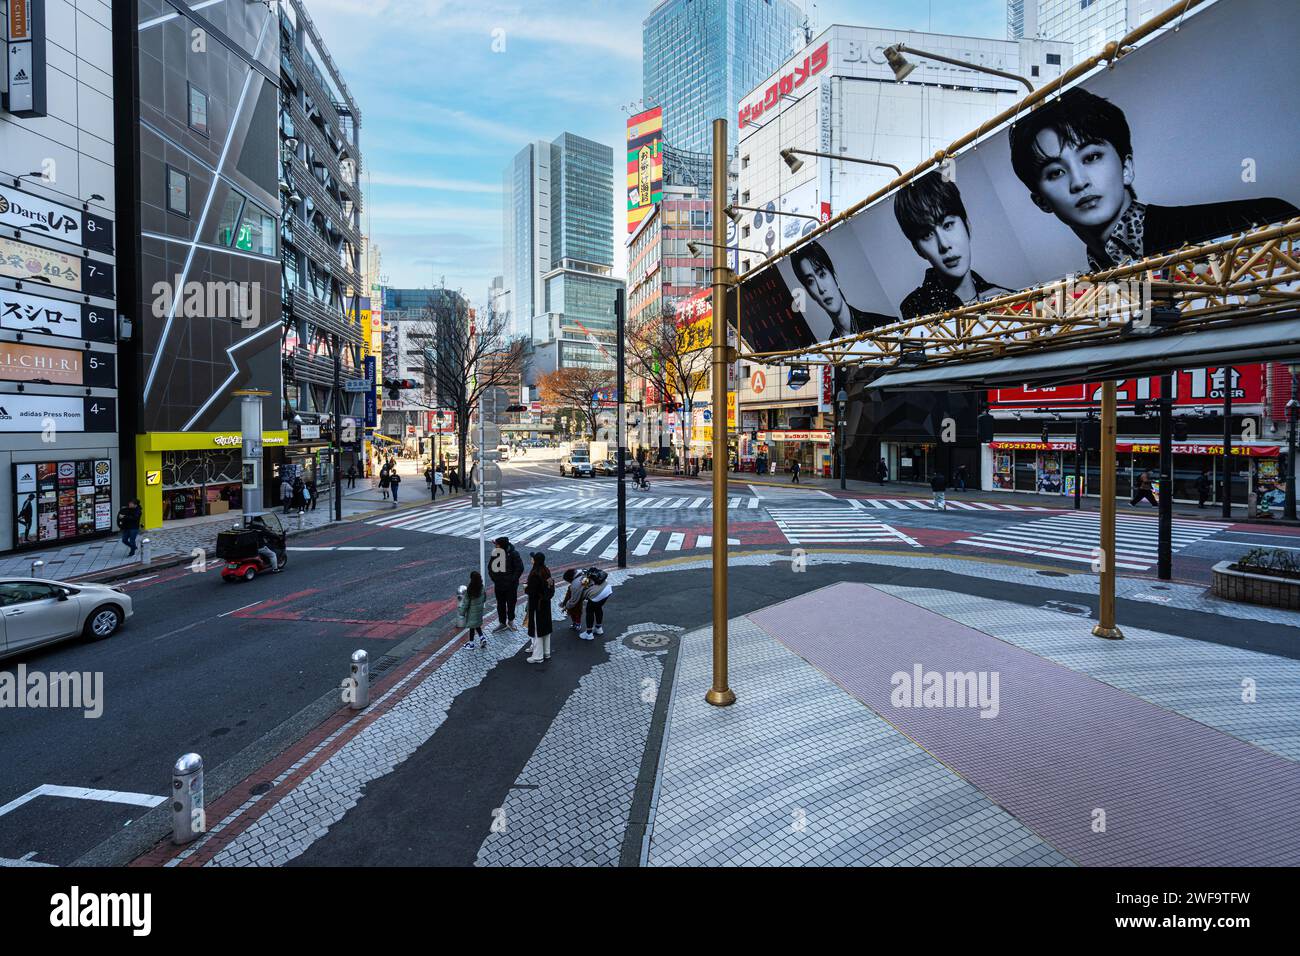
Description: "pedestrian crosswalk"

(955, 511), (1230, 570)
(855, 497), (1056, 512)
(365, 505), (739, 561)
(767, 507), (921, 548)
(498, 492), (762, 512)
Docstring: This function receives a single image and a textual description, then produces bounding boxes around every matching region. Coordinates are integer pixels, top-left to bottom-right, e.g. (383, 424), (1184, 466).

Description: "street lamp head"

(686, 240), (703, 257)
(724, 206), (743, 225)
(779, 148), (804, 174)
(836, 389), (848, 403)
(884, 45), (916, 82)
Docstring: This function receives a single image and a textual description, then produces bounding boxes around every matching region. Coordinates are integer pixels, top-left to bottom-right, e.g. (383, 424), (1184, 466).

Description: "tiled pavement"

(745, 583), (1300, 866)
(645, 616), (1071, 867)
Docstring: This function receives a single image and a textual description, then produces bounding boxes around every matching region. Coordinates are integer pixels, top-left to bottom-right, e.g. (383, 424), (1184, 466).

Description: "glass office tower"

(643, 0), (804, 155)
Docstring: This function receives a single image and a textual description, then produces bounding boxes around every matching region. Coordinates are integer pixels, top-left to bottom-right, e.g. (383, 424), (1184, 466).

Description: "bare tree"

(625, 301), (711, 456)
(400, 293), (526, 489)
(537, 367), (614, 441)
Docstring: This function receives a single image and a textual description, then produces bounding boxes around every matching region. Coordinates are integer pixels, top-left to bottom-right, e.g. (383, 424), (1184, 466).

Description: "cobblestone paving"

(474, 624), (670, 867)
(646, 617), (1072, 867)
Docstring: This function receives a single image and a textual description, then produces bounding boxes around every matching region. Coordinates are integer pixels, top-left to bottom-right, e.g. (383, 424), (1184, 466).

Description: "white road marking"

(666, 532), (685, 551)
(633, 530), (660, 556)
(219, 600), (263, 618)
(0, 785), (166, 820)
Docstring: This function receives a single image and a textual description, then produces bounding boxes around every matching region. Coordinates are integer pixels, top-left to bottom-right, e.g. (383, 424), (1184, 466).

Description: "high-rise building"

(115, 0), (285, 529)
(2, 0), (121, 552)
(500, 132), (622, 372)
(278, 0), (366, 482)
(643, 0), (805, 156)
(1008, 0), (1164, 49)
(380, 287), (467, 444)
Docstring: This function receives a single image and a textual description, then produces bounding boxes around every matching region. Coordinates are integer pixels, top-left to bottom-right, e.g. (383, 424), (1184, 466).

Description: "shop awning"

(868, 314), (1300, 392)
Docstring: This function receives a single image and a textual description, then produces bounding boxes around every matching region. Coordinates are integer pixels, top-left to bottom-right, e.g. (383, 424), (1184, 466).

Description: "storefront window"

(1013, 451), (1036, 491)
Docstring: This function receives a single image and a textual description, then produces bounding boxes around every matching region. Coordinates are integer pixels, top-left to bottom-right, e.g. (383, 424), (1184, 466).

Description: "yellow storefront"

(135, 431), (289, 529)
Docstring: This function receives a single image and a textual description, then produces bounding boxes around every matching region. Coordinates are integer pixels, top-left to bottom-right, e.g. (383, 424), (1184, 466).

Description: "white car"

(0, 578), (133, 660)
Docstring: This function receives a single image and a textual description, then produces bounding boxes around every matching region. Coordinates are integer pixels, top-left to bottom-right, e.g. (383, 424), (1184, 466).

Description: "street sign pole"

(1093, 381), (1124, 640)
(1157, 374), (1173, 580)
(616, 288), (628, 569)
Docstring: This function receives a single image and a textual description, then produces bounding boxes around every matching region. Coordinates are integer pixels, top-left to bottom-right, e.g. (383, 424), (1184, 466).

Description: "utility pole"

(333, 329), (343, 522)
(706, 117), (735, 707)
(1092, 381), (1123, 640)
(1157, 373), (1173, 580)
(616, 288), (628, 568)
(1286, 367), (1298, 521)
(1222, 367), (1234, 520)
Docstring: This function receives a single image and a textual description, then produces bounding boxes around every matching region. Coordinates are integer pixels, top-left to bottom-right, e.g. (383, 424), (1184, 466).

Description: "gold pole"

(1093, 380), (1124, 639)
(706, 117), (736, 707)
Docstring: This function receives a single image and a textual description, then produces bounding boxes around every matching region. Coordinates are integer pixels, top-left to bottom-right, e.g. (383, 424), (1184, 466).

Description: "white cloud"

(368, 171), (501, 193)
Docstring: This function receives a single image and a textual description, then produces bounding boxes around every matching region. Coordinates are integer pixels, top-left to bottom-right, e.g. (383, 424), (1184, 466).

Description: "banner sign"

(0, 394), (115, 433)
(626, 107), (663, 234)
(0, 286), (115, 342)
(0, 182), (113, 251)
(0, 235), (114, 297)
(991, 366), (1266, 409)
(675, 288), (713, 352)
(0, 341), (115, 387)
(4, 0), (47, 117)
(758, 430), (832, 444)
(12, 456), (113, 551)
(363, 355), (377, 427)
(730, 0), (1300, 356)
(990, 440), (1281, 456)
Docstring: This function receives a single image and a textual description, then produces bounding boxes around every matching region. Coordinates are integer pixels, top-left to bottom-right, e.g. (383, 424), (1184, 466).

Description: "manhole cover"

(625, 631), (675, 652)
(1036, 570), (1069, 578)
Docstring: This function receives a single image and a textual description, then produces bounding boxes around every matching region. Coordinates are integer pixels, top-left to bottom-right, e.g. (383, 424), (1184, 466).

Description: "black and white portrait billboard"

(732, 0), (1300, 354)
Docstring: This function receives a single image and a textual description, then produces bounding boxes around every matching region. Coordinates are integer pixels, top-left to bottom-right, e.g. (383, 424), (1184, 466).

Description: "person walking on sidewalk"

(559, 568), (584, 631)
(449, 467), (461, 495)
(117, 498), (142, 556)
(1131, 469), (1157, 507)
(432, 465), (444, 500)
(524, 552), (555, 664)
(281, 474), (293, 514)
(424, 465), (433, 493)
(1196, 469), (1211, 508)
(955, 464), (968, 492)
(389, 470), (402, 505)
(930, 470), (948, 511)
(347, 465), (357, 489)
(291, 475), (306, 513)
(489, 536), (524, 630)
(458, 571), (487, 649)
(878, 457), (888, 486)
(791, 459), (801, 484)
(577, 567), (613, 641)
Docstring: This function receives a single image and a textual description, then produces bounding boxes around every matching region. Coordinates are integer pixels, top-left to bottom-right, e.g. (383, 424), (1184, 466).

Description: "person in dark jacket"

(117, 498), (143, 555)
(388, 470), (401, 505)
(281, 475), (293, 513)
(1009, 88), (1299, 273)
(955, 464), (968, 492)
(347, 465), (357, 489)
(790, 459), (801, 484)
(524, 552), (555, 664)
(291, 476), (306, 513)
(878, 457), (888, 486)
(1196, 469), (1211, 509)
(930, 471), (948, 511)
(449, 468), (461, 494)
(1132, 470), (1157, 507)
(489, 536), (525, 631)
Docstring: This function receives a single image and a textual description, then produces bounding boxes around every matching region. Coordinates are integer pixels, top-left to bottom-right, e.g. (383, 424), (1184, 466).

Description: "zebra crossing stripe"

(696, 535), (740, 548)
(666, 532), (685, 551)
(513, 519), (557, 541)
(549, 523), (592, 550)
(767, 507), (922, 549)
(527, 521), (574, 547)
(633, 530), (659, 556)
(575, 525), (616, 555)
(690, 497), (707, 508)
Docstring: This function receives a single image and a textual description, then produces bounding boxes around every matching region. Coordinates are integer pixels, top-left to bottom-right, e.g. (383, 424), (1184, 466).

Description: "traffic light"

(1041, 423), (1051, 444)
(977, 412), (995, 443)
(385, 378), (418, 400)
(1173, 418), (1189, 441)
(786, 366), (811, 389)
(1081, 418), (1101, 450)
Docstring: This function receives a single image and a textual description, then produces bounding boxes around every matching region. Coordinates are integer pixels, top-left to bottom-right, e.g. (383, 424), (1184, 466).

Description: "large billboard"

(627, 107), (664, 234)
(731, 0), (1300, 356)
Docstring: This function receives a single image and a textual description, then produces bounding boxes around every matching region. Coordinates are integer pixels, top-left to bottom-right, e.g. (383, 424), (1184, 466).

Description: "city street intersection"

(3, 455), (1297, 870)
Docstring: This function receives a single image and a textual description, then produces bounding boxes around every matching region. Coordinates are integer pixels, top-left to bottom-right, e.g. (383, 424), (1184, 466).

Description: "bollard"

(140, 536), (152, 566)
(171, 753), (205, 845)
(349, 649), (370, 710)
(31, 558), (44, 578)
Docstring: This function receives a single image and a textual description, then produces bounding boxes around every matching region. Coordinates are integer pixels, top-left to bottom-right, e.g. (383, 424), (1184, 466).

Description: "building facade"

(1008, 0), (1164, 50)
(118, 0), (285, 529)
(379, 287), (467, 448)
(1, 0), (121, 552)
(501, 131), (622, 373)
(643, 0), (806, 156)
(278, 0), (365, 490)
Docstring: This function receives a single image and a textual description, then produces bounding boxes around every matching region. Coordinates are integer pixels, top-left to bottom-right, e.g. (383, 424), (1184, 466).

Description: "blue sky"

(307, 0), (1009, 310)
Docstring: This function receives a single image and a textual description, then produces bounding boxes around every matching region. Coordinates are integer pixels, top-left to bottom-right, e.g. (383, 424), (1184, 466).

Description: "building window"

(166, 167), (189, 217)
(742, 190), (750, 203)
(741, 155), (750, 169)
(1046, 53), (1061, 64)
(188, 84), (209, 136)
(234, 203), (278, 256)
(217, 190), (245, 246)
(1031, 65), (1040, 76)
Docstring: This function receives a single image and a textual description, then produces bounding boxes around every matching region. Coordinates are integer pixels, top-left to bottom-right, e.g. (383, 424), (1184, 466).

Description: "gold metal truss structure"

(742, 218), (1300, 369)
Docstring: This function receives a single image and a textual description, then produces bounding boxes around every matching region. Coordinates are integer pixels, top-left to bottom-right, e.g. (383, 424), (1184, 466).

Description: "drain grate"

(368, 655), (401, 681)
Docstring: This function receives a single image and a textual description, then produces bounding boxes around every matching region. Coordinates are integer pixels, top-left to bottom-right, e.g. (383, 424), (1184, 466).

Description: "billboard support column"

(234, 388), (270, 519)
(1092, 381), (1124, 640)
(1221, 376), (1233, 520)
(706, 117), (735, 708)
(1157, 374), (1173, 580)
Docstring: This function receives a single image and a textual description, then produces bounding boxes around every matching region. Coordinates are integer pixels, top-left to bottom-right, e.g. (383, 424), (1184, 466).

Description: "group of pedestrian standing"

(458, 534), (615, 665)
(377, 459), (402, 505)
(279, 473), (316, 514)
(424, 461), (462, 499)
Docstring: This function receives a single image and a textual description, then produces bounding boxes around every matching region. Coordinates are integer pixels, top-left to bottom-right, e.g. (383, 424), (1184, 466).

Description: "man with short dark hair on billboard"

(1009, 88), (1298, 272)
(893, 171), (1014, 319)
(790, 240), (894, 339)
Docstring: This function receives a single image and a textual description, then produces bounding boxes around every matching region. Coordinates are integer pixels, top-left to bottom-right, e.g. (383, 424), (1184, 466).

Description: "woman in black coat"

(524, 552), (555, 664)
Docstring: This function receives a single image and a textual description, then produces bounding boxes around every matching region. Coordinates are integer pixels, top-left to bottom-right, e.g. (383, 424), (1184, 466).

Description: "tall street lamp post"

(1287, 365), (1299, 521)
(837, 387), (848, 490)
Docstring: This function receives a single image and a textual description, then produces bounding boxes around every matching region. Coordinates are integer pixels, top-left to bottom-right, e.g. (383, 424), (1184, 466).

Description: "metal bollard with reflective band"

(172, 753), (205, 844)
(31, 559), (44, 578)
(349, 649), (369, 710)
(140, 536), (152, 567)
